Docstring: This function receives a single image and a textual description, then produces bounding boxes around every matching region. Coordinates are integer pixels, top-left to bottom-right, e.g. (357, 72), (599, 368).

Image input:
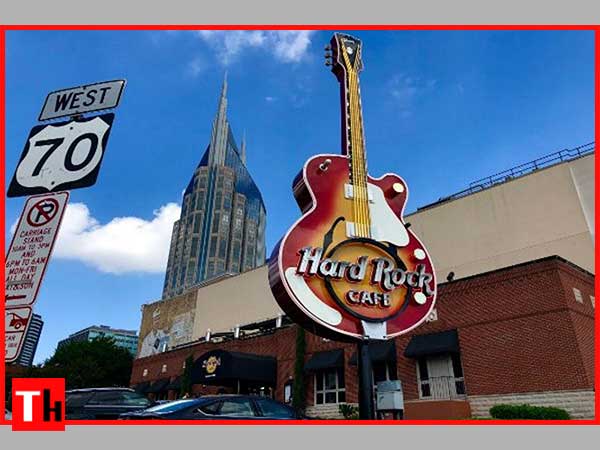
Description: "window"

(284, 381), (293, 404)
(573, 288), (583, 303)
(121, 391), (151, 407)
(416, 353), (466, 400)
(198, 401), (221, 415)
(218, 399), (255, 417)
(142, 369), (148, 377)
(88, 391), (124, 405)
(161, 364), (167, 373)
(255, 398), (295, 418)
(590, 296), (595, 308)
(373, 361), (396, 385)
(314, 369), (345, 405)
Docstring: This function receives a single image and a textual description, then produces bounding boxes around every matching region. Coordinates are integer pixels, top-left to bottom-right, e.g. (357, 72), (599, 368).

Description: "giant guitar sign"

(269, 33), (437, 341)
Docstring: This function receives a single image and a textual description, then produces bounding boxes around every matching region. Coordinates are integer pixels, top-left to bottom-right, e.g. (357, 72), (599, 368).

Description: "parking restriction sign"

(5, 192), (69, 308)
(5, 306), (33, 363)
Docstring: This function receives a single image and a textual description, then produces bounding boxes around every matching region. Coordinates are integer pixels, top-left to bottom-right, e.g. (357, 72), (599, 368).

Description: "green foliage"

(180, 354), (194, 397)
(339, 403), (359, 420)
(292, 327), (306, 412)
(31, 336), (133, 389)
(489, 404), (570, 420)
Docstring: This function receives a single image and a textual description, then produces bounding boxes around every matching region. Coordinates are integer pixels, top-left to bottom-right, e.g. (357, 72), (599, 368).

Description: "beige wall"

(407, 154), (594, 280)
(137, 154), (594, 349)
(191, 266), (283, 340)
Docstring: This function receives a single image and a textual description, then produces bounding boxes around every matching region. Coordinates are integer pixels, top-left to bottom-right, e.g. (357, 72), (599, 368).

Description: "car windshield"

(144, 399), (199, 413)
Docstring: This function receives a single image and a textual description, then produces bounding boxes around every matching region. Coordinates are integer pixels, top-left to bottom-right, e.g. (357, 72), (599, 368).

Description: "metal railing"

(420, 376), (466, 400)
(418, 142), (594, 211)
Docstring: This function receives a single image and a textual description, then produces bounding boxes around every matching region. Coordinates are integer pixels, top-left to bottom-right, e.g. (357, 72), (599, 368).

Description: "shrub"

(339, 403), (359, 420)
(490, 404), (570, 420)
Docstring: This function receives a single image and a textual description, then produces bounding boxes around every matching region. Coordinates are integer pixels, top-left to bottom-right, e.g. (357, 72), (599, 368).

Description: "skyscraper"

(15, 314), (43, 367)
(162, 75), (266, 299)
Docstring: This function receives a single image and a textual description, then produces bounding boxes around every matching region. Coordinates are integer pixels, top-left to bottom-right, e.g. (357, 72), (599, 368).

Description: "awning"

(404, 329), (460, 358)
(133, 382), (150, 394)
(349, 340), (396, 365)
(146, 378), (171, 393)
(166, 376), (181, 391)
(304, 349), (344, 372)
(191, 349), (277, 385)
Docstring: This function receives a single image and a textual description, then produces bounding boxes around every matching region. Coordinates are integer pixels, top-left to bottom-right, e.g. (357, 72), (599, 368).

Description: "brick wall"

(131, 256), (595, 418)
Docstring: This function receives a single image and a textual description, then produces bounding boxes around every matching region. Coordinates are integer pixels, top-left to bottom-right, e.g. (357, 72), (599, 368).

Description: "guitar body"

(269, 153), (436, 340)
(269, 33), (437, 341)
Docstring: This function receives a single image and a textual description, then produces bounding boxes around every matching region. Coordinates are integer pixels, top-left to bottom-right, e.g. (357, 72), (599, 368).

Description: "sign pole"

(357, 339), (375, 420)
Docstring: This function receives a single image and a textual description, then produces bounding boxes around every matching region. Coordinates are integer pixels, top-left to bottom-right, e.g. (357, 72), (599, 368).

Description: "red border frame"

(0, 24), (598, 428)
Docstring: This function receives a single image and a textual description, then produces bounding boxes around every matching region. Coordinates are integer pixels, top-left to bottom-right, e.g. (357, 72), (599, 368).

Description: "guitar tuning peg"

(325, 61), (332, 66)
(324, 52), (332, 58)
(324, 45), (331, 51)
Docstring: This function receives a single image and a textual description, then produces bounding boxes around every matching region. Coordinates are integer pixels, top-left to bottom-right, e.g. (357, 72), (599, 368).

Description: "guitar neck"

(339, 63), (371, 237)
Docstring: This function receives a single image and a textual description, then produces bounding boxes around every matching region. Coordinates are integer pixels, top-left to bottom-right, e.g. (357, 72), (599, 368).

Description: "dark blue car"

(119, 395), (302, 420)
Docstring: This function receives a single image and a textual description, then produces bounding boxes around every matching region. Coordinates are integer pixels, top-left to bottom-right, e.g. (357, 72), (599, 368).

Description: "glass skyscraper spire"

(162, 75), (266, 299)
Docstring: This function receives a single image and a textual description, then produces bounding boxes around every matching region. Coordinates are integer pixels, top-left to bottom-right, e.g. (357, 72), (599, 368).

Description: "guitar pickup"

(344, 184), (374, 202)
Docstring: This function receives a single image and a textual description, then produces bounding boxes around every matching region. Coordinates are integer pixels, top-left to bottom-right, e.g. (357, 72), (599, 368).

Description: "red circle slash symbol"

(27, 198), (59, 227)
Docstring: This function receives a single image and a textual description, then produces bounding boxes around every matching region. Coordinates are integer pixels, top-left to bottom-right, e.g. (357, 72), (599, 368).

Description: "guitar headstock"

(325, 33), (364, 79)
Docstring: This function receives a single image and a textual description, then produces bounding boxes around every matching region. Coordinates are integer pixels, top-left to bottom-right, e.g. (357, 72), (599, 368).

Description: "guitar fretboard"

(341, 47), (371, 238)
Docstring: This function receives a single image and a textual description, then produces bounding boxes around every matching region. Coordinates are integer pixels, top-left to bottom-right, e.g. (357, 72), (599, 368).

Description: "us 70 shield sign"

(7, 113), (114, 197)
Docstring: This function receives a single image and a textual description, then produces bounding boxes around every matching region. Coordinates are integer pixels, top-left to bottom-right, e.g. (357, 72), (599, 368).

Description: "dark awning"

(133, 382), (150, 394)
(404, 329), (460, 358)
(146, 378), (171, 393)
(350, 340), (396, 365)
(166, 376), (181, 391)
(191, 349), (277, 385)
(304, 349), (344, 372)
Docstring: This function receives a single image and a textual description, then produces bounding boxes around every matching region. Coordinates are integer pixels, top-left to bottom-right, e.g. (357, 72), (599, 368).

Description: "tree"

(180, 354), (194, 397)
(35, 336), (134, 389)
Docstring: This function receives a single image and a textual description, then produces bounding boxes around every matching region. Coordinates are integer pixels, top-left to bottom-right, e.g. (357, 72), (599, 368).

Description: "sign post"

(5, 78), (125, 363)
(357, 340), (375, 419)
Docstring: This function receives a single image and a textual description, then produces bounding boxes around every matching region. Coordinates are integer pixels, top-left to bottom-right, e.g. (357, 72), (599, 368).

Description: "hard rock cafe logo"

(295, 238), (435, 322)
(202, 356), (221, 376)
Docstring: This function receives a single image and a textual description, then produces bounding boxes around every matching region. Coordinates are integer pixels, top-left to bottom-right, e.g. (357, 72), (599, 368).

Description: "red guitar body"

(269, 154), (436, 341)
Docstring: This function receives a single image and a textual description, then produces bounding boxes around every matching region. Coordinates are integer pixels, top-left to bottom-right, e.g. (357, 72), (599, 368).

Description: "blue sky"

(4, 30), (595, 363)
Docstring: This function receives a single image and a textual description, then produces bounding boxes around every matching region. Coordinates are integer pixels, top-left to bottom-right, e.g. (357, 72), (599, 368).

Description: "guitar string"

(350, 69), (370, 237)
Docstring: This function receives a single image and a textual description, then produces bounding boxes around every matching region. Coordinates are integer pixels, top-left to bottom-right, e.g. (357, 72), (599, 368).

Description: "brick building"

(131, 255), (595, 419)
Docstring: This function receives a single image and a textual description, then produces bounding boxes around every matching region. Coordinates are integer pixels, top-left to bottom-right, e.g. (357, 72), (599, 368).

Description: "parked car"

(120, 395), (302, 420)
(66, 387), (153, 420)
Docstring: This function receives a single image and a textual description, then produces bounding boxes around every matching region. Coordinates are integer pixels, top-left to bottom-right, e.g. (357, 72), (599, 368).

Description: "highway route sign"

(38, 79), (125, 121)
(7, 114), (114, 197)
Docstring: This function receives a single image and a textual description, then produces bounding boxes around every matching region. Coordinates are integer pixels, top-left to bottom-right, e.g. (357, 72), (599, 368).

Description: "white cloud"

(194, 30), (315, 65)
(187, 56), (206, 77)
(265, 96), (276, 102)
(12, 202), (182, 275)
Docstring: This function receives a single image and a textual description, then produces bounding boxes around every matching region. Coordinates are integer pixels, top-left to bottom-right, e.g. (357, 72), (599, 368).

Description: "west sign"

(269, 33), (437, 341)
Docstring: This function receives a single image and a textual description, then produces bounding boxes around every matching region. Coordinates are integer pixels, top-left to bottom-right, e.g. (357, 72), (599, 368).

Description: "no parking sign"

(5, 192), (69, 308)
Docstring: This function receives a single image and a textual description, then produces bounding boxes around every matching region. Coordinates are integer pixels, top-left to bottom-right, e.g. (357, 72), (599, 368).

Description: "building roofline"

(438, 254), (594, 289)
(409, 143), (594, 215)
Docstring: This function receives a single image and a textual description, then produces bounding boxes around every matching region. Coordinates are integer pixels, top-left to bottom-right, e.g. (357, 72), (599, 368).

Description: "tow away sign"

(5, 192), (69, 307)
(38, 79), (125, 121)
(5, 306), (32, 363)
